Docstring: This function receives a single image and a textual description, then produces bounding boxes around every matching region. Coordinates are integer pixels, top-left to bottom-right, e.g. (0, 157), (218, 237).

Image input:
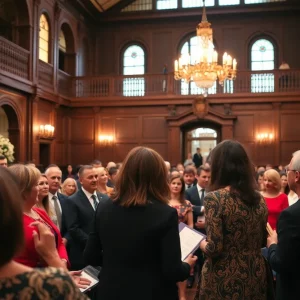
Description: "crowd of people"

(0, 141), (300, 300)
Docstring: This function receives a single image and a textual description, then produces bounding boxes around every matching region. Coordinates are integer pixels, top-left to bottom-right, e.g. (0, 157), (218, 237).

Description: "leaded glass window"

(39, 14), (50, 63)
(123, 45), (145, 96)
(251, 38), (275, 93)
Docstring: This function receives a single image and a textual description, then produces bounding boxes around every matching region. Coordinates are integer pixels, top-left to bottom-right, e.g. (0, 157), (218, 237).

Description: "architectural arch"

(59, 22), (76, 75)
(0, 95), (23, 163)
(0, 0), (31, 50)
(246, 32), (279, 69)
(81, 36), (90, 76)
(166, 107), (236, 164)
(39, 12), (51, 63)
(120, 41), (148, 74)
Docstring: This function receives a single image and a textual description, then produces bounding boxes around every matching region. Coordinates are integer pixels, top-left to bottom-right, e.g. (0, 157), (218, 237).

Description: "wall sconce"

(38, 124), (55, 139)
(256, 133), (274, 145)
(99, 135), (114, 147)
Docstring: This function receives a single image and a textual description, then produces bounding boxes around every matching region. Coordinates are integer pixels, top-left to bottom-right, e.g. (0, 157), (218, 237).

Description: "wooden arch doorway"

(166, 107), (236, 165)
(182, 120), (221, 163)
(0, 104), (20, 163)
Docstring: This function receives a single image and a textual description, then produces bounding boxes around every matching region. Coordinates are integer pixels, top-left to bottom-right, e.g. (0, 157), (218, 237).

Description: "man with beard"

(267, 150), (300, 299)
(67, 165), (109, 270)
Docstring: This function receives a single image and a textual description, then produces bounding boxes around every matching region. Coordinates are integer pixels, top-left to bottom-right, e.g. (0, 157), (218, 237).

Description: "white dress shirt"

(81, 187), (99, 210)
(197, 184), (206, 213)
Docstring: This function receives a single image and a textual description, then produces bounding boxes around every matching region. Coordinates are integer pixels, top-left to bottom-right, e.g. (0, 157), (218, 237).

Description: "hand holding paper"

(179, 222), (206, 261)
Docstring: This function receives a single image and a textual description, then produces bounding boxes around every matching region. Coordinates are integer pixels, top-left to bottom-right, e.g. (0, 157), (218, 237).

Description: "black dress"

(84, 198), (190, 300)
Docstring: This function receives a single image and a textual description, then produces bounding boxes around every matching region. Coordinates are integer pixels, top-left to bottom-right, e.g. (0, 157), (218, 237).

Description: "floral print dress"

(170, 200), (192, 224)
(0, 267), (88, 300)
(196, 188), (268, 300)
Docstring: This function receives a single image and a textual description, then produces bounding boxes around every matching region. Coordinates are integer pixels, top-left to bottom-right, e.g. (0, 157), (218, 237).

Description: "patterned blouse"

(0, 267), (88, 300)
(170, 200), (192, 224)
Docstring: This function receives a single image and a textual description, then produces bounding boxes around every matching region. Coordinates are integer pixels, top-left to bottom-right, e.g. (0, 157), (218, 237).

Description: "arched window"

(250, 38), (275, 92)
(39, 14), (50, 63)
(123, 45), (145, 96)
(58, 29), (67, 71)
(180, 35), (217, 95)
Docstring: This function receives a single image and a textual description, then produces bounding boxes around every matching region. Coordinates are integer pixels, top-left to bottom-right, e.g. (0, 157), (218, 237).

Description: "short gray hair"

(291, 150), (300, 171)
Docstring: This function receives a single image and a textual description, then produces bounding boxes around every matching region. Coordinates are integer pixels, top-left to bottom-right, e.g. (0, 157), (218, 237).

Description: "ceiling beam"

(105, 0), (136, 14)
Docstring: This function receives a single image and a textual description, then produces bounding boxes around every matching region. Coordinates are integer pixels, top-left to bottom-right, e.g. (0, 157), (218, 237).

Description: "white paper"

(179, 226), (204, 261)
(79, 270), (99, 293)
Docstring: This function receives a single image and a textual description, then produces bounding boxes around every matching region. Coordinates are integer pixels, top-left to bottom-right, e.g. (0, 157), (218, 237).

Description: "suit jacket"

(193, 153), (203, 168)
(268, 199), (300, 300)
(66, 189), (109, 270)
(57, 192), (70, 241)
(84, 198), (190, 300)
(185, 185), (205, 234)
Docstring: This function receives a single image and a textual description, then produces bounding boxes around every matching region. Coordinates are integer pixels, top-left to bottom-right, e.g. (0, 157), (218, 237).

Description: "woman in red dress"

(261, 169), (289, 229)
(9, 164), (69, 269)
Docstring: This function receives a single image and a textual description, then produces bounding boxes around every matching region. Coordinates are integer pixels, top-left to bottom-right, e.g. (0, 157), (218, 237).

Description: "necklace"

(23, 209), (41, 220)
(23, 209), (52, 230)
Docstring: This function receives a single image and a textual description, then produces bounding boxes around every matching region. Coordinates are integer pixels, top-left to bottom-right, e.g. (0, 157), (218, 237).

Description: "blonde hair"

(264, 169), (281, 193)
(61, 178), (78, 196)
(8, 164), (41, 199)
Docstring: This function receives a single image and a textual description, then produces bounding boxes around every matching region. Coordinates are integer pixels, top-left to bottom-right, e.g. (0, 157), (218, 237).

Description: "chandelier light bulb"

(174, 2), (237, 95)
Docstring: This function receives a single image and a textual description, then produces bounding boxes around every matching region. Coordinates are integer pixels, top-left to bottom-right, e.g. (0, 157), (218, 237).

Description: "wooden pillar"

(168, 126), (181, 165)
(221, 124), (234, 140)
(31, 0), (41, 84)
(31, 94), (40, 164)
(54, 3), (62, 94)
(273, 102), (281, 166)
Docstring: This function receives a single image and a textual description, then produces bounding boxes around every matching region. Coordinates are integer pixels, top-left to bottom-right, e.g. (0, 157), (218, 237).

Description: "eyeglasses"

(285, 168), (297, 173)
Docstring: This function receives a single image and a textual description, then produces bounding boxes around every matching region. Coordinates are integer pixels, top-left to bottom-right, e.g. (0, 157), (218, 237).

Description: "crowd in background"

(0, 142), (300, 300)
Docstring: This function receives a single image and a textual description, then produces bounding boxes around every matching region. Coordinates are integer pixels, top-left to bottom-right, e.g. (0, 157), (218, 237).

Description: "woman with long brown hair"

(197, 140), (269, 300)
(36, 174), (52, 216)
(84, 146), (197, 300)
(169, 173), (193, 300)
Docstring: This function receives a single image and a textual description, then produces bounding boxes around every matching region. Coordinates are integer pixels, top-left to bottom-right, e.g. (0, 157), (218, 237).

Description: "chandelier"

(174, 0), (237, 96)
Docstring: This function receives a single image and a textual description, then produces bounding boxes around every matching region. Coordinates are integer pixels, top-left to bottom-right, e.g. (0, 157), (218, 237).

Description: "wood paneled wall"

(96, 12), (300, 75)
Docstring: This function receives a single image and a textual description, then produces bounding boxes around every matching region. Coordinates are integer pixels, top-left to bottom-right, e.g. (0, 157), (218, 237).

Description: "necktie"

(200, 189), (205, 205)
(91, 194), (99, 210)
(188, 185), (192, 189)
(52, 195), (62, 229)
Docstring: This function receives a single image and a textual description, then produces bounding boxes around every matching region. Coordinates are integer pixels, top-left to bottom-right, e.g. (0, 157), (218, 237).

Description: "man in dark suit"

(45, 165), (70, 246)
(183, 166), (197, 190)
(193, 148), (203, 168)
(185, 164), (211, 287)
(66, 165), (109, 270)
(267, 150), (300, 300)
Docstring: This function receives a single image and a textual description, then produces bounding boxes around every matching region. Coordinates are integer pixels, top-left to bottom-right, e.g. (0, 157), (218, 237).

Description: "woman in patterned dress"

(169, 173), (193, 300)
(196, 140), (269, 300)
